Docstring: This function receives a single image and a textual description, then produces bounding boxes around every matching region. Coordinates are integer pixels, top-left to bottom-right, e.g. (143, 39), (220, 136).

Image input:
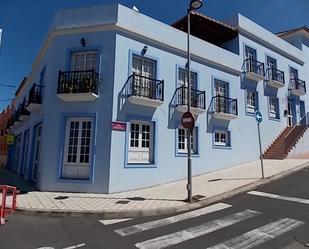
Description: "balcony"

(243, 58), (265, 82)
(126, 73), (164, 107)
(289, 77), (306, 96)
(26, 84), (42, 112)
(17, 102), (30, 122)
(57, 70), (99, 102)
(174, 86), (206, 115)
(266, 68), (285, 88)
(211, 96), (238, 120)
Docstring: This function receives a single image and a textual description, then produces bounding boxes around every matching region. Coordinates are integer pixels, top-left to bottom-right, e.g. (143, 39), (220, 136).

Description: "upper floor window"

(266, 56), (277, 69)
(244, 46), (257, 60)
(290, 67), (298, 79)
(132, 55), (156, 79)
(71, 51), (97, 71)
(246, 90), (258, 114)
(178, 68), (197, 89)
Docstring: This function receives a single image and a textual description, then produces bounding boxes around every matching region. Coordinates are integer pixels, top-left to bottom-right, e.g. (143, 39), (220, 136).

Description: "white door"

(62, 118), (92, 179)
(287, 100), (293, 127)
(14, 135), (22, 172)
(128, 122), (152, 164)
(32, 124), (42, 181)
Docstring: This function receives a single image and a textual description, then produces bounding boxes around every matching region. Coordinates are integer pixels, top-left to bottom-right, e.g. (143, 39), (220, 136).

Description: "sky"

(0, 0), (308, 111)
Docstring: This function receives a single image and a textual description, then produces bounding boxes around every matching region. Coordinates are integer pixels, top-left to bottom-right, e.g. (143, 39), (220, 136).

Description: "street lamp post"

(186, 0), (203, 203)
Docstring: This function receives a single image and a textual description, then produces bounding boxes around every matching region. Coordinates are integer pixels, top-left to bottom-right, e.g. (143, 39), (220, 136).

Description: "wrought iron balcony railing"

(290, 77), (306, 93)
(57, 69), (99, 95)
(175, 86), (206, 110)
(211, 96), (238, 116)
(126, 73), (164, 101)
(28, 84), (42, 105)
(243, 58), (265, 76)
(266, 68), (285, 84)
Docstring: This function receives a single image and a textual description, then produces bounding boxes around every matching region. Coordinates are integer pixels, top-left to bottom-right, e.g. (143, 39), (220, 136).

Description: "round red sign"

(181, 111), (195, 129)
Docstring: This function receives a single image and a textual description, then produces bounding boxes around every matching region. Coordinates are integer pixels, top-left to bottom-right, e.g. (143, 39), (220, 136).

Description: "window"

(177, 127), (197, 154)
(245, 46), (257, 60)
(71, 51), (97, 71)
(62, 118), (93, 179)
(269, 97), (279, 120)
(290, 67), (298, 79)
(246, 90), (258, 114)
(128, 121), (153, 164)
(214, 131), (230, 147)
(132, 55), (156, 98)
(266, 56), (277, 69)
(178, 68), (197, 89)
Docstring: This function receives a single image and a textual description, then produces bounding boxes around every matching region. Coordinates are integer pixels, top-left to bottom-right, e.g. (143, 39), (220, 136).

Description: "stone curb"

(16, 162), (309, 218)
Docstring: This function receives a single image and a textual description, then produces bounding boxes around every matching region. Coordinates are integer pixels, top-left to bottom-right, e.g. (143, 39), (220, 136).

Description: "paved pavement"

(2, 166), (309, 249)
(0, 159), (309, 218)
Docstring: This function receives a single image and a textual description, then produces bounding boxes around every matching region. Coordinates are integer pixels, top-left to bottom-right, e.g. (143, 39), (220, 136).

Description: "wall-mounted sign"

(112, 122), (126, 131)
(6, 135), (14, 145)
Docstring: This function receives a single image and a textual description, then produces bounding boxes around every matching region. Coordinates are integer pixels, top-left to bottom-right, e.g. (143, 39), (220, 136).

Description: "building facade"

(5, 4), (309, 193)
(0, 105), (13, 167)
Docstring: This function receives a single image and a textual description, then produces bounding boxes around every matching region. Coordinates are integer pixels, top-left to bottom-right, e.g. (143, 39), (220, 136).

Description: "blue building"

(6, 4), (309, 193)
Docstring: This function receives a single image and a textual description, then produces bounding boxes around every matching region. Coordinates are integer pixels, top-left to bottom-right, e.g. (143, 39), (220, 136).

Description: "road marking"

(115, 202), (231, 236)
(36, 243), (86, 249)
(62, 243), (86, 249)
(207, 218), (304, 249)
(248, 190), (309, 205)
(99, 218), (132, 225)
(135, 209), (260, 249)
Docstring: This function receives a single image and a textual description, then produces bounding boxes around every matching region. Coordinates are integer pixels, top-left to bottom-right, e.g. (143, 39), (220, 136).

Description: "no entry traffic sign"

(181, 111), (195, 129)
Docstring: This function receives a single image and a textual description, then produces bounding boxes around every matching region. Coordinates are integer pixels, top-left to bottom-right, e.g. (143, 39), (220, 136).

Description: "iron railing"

(289, 77), (306, 93)
(211, 96), (238, 116)
(28, 83), (42, 105)
(57, 69), (99, 95)
(175, 86), (206, 110)
(126, 73), (164, 101)
(243, 58), (265, 76)
(266, 68), (285, 84)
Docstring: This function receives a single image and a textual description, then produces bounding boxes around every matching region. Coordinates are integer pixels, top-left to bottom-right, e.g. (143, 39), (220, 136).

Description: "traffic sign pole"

(257, 123), (265, 179)
(255, 110), (264, 179)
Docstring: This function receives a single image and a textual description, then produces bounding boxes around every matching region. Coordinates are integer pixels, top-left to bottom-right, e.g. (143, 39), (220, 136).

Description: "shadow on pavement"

(0, 167), (37, 194)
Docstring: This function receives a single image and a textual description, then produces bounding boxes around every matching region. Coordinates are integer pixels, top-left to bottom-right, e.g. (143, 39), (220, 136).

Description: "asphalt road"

(1, 167), (309, 249)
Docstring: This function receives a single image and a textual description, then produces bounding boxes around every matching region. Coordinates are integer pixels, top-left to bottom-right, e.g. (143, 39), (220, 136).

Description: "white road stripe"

(63, 243), (86, 249)
(99, 218), (132, 225)
(248, 190), (309, 205)
(135, 209), (260, 249)
(115, 202), (231, 236)
(208, 218), (304, 249)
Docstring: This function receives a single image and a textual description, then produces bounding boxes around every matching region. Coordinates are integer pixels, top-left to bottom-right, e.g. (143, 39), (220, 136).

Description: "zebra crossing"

(99, 202), (305, 249)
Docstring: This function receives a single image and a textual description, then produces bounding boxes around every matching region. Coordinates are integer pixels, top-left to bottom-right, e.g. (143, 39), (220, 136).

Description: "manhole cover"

(116, 200), (130, 204)
(54, 196), (69, 200)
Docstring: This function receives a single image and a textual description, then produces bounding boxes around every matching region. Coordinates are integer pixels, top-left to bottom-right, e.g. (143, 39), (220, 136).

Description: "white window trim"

(246, 90), (257, 113)
(214, 130), (230, 147)
(177, 126), (197, 154)
(63, 117), (93, 167)
(128, 120), (154, 164)
(269, 97), (279, 119)
(71, 51), (97, 71)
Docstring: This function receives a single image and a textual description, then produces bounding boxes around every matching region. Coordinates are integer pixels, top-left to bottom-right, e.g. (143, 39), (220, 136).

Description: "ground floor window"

(128, 121), (154, 164)
(62, 117), (93, 179)
(269, 97), (279, 120)
(177, 127), (198, 154)
(214, 130), (231, 147)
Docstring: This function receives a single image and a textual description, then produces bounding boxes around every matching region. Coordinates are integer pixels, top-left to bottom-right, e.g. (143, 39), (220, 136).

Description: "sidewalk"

(1, 159), (309, 218)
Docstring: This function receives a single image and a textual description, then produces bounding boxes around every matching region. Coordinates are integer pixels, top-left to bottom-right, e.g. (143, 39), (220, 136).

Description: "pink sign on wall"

(111, 121), (126, 131)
